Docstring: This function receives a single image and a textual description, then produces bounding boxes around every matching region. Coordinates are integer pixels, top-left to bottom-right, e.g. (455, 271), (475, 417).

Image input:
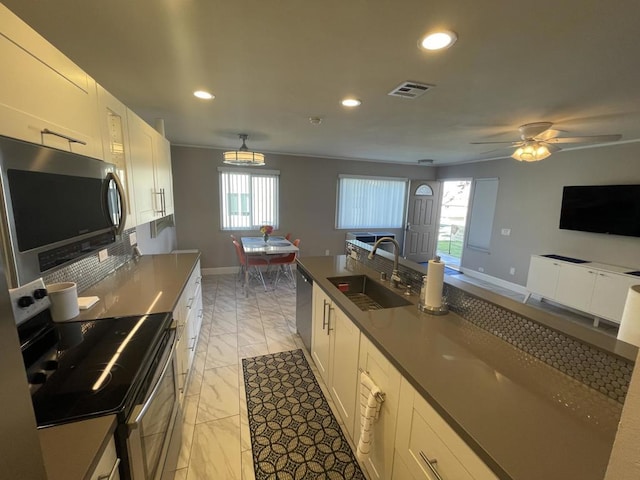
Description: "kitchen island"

(298, 254), (629, 480)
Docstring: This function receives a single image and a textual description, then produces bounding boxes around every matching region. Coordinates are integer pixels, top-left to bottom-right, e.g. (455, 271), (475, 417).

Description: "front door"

(403, 180), (441, 263)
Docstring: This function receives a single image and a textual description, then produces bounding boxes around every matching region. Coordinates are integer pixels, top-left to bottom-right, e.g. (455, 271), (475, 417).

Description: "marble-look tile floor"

(166, 273), (359, 480)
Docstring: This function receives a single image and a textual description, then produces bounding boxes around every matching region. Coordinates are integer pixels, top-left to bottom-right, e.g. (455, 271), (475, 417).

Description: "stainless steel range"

(14, 278), (178, 480)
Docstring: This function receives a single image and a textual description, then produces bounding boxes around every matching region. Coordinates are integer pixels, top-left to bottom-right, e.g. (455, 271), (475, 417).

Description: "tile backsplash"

(43, 228), (135, 293)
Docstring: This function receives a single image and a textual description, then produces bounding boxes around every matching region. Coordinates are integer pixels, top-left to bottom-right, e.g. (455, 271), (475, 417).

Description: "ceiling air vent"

(387, 81), (434, 99)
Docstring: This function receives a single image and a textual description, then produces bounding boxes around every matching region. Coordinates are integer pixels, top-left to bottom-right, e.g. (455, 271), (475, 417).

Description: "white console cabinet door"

(0, 5), (102, 159)
(590, 272), (639, 323)
(554, 265), (597, 312)
(356, 336), (402, 480)
(526, 256), (561, 299)
(394, 378), (497, 480)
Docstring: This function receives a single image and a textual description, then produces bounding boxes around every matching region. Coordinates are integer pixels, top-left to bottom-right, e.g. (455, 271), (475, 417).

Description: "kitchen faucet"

(368, 237), (402, 288)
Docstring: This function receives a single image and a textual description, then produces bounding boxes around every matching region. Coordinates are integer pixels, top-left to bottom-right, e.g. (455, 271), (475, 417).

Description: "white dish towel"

(356, 370), (384, 462)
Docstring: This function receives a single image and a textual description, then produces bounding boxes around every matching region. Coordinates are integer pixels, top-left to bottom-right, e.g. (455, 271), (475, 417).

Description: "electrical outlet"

(509, 267), (516, 275)
(98, 249), (109, 262)
(501, 228), (511, 236)
(325, 249), (330, 256)
(478, 267), (484, 272)
(129, 232), (137, 246)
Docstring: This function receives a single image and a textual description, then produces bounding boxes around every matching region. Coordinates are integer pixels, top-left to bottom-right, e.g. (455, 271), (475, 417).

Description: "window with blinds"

(336, 175), (407, 229)
(218, 168), (279, 230)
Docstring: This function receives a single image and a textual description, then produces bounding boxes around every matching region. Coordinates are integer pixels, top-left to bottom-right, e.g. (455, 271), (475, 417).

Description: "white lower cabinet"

(174, 260), (202, 402)
(393, 378), (497, 480)
(90, 436), (120, 480)
(311, 284), (361, 439)
(356, 336), (402, 480)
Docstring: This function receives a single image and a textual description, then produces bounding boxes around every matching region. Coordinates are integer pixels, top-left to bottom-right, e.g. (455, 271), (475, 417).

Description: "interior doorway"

(436, 180), (472, 270)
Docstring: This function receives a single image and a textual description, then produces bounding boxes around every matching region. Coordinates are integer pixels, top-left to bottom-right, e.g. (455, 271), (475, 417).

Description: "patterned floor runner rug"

(242, 349), (366, 479)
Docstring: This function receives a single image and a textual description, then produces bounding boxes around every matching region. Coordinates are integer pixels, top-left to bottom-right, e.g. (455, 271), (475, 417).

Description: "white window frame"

(336, 174), (408, 229)
(218, 167), (280, 231)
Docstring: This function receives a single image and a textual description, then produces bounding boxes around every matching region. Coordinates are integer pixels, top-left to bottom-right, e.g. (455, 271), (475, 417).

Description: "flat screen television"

(559, 185), (640, 238)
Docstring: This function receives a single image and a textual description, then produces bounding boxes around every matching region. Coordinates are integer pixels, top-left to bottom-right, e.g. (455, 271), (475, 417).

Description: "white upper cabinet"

(97, 85), (137, 230)
(127, 110), (157, 225)
(0, 5), (102, 159)
(154, 134), (174, 217)
(127, 109), (175, 225)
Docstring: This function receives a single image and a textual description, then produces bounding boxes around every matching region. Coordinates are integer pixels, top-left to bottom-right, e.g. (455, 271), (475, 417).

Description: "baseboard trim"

(202, 266), (239, 275)
(201, 265), (298, 276)
(461, 269), (529, 295)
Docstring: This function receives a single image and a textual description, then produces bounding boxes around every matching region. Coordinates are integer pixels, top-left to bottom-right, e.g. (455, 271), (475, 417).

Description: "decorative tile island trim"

(347, 240), (634, 403)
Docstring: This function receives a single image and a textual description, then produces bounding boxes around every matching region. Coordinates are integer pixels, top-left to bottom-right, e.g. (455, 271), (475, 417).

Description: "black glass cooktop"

(24, 312), (172, 427)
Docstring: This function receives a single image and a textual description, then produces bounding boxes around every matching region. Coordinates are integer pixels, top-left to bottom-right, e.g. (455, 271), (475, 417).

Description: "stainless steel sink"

(327, 275), (411, 311)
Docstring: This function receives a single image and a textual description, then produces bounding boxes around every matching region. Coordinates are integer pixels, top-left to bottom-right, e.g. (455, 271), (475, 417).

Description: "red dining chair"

(232, 240), (269, 291)
(271, 238), (300, 288)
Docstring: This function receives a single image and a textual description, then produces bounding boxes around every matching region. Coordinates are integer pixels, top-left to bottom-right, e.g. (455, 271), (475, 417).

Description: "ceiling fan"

(471, 122), (622, 162)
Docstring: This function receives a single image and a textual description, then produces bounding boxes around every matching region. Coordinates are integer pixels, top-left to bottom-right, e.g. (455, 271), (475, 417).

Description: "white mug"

(47, 282), (80, 322)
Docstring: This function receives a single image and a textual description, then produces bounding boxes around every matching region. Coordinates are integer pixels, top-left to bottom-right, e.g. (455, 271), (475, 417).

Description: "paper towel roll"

(425, 259), (445, 308)
(618, 285), (640, 347)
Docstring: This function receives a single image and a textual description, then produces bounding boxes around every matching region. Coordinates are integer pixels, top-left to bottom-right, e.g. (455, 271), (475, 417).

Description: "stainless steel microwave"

(0, 135), (127, 288)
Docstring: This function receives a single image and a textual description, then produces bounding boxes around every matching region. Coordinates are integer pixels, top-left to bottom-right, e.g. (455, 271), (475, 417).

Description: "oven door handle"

(127, 330), (177, 430)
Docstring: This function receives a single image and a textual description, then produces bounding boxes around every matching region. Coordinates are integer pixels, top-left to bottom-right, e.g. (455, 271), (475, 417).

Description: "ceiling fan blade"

(519, 122), (553, 139)
(545, 134), (622, 144)
(535, 129), (562, 141)
(470, 140), (522, 146)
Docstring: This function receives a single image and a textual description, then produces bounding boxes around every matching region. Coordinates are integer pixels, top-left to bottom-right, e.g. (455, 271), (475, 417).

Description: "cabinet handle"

(322, 300), (329, 330)
(187, 297), (194, 309)
(97, 457), (120, 480)
(327, 306), (334, 334)
(41, 128), (87, 146)
(419, 451), (444, 480)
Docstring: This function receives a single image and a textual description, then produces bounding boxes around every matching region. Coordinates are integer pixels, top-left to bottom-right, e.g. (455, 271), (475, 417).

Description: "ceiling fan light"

(223, 134), (265, 166)
(511, 142), (551, 162)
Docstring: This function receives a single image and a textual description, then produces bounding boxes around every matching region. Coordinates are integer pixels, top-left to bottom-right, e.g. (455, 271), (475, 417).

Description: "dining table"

(240, 236), (299, 294)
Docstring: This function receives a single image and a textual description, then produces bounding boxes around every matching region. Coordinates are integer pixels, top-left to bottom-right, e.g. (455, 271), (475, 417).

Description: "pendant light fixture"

(223, 134), (265, 166)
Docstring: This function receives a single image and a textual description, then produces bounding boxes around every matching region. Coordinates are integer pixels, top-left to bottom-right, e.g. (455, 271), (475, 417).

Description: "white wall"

(437, 141), (640, 285)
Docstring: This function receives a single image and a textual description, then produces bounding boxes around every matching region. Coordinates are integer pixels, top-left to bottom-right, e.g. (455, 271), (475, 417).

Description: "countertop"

(38, 252), (200, 479)
(76, 252), (201, 320)
(298, 255), (624, 480)
(39, 415), (117, 480)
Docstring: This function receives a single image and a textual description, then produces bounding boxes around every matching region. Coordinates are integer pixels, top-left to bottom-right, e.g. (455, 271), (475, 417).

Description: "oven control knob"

(33, 288), (48, 300)
(18, 296), (34, 308)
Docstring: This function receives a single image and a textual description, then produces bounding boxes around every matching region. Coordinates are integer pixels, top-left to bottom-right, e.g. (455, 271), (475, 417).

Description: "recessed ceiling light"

(193, 90), (214, 100)
(418, 30), (457, 51)
(341, 98), (362, 107)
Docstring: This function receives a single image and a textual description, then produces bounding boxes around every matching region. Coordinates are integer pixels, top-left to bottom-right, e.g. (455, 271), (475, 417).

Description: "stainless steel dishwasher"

(296, 264), (313, 353)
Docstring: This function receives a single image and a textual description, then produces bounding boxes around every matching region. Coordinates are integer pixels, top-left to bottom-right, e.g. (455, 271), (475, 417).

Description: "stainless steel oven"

(122, 328), (179, 480)
(17, 281), (177, 480)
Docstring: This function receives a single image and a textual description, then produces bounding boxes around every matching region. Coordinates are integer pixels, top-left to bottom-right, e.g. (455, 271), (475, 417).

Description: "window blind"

(219, 168), (279, 230)
(336, 175), (407, 229)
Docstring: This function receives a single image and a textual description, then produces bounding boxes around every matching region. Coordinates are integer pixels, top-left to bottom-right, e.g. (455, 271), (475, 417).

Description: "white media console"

(525, 254), (640, 326)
